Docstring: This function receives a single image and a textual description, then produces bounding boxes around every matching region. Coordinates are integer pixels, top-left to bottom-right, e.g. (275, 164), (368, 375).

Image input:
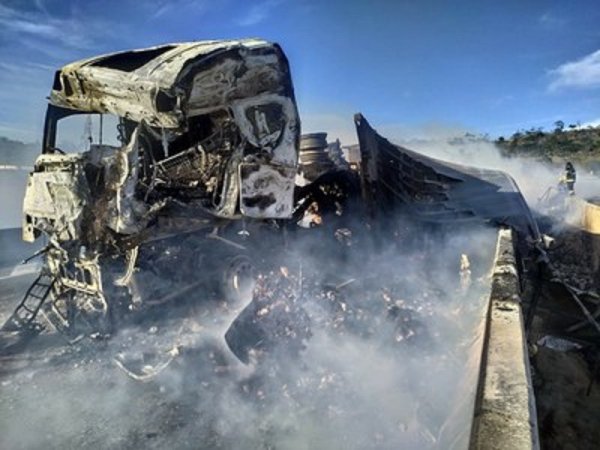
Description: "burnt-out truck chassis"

(1, 39), (538, 359)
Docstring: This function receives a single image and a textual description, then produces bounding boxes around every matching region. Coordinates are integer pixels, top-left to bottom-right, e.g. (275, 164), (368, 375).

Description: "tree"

(554, 120), (565, 132)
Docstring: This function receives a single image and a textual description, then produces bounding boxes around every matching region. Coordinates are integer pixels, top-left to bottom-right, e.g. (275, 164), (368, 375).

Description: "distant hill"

(495, 124), (600, 167)
(0, 137), (39, 166)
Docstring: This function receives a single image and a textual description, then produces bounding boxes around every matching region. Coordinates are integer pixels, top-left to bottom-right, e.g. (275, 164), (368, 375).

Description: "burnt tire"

(222, 254), (256, 304)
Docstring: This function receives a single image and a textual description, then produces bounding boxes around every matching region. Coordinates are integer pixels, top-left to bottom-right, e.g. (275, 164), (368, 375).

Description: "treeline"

(495, 121), (600, 161)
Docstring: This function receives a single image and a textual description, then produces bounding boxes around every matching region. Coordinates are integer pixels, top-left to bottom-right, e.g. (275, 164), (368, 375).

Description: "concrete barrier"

(470, 228), (539, 450)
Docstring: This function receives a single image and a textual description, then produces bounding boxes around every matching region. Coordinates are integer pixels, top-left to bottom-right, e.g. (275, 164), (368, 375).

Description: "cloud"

(0, 60), (54, 75)
(151, 3), (173, 19)
(236, 0), (284, 27)
(5, 19), (60, 38)
(33, 0), (50, 15)
(538, 11), (566, 30)
(548, 49), (600, 91)
(0, 3), (131, 54)
(0, 5), (67, 45)
(147, 0), (209, 20)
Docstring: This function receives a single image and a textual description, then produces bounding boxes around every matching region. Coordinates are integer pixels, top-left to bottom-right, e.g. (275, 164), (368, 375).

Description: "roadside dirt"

(531, 225), (600, 450)
(534, 346), (600, 450)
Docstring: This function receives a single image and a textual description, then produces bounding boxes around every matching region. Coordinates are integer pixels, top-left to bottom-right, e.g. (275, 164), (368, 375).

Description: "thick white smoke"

(397, 136), (600, 211)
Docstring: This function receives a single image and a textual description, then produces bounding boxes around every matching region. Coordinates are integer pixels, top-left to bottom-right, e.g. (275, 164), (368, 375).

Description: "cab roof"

(49, 39), (290, 129)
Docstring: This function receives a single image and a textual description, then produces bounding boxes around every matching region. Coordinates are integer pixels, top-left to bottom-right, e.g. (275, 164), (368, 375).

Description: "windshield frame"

(43, 104), (116, 154)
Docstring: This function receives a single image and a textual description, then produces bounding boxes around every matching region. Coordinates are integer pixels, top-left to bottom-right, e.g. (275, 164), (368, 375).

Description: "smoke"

(0, 218), (497, 450)
(5, 121), (598, 449)
(300, 113), (600, 219)
(373, 133), (600, 237)
(407, 137), (553, 202)
(157, 221), (498, 450)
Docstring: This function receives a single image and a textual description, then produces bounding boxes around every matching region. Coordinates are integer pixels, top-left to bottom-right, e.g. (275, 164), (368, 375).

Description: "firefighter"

(558, 162), (576, 195)
(565, 162), (576, 195)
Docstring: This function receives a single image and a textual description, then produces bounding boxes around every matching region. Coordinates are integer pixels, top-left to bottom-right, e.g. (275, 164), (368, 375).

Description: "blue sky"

(0, 0), (599, 144)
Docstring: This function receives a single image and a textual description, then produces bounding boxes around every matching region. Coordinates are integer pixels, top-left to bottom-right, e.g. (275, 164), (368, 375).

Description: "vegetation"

(495, 123), (600, 164)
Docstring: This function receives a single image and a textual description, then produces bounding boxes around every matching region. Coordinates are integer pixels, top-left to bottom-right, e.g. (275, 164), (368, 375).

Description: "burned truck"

(4, 39), (300, 342)
(1, 38), (538, 358)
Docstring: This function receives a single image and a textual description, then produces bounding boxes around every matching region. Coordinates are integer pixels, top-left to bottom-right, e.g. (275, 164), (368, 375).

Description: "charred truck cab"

(16, 39), (299, 338)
